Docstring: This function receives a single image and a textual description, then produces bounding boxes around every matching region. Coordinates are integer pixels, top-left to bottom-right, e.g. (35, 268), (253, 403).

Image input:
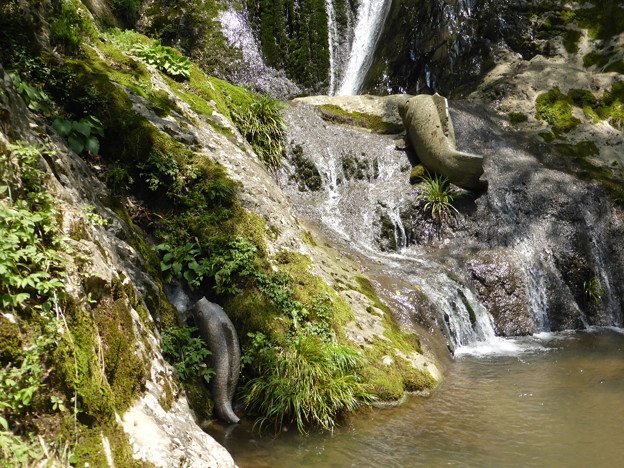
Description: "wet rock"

(466, 252), (535, 336)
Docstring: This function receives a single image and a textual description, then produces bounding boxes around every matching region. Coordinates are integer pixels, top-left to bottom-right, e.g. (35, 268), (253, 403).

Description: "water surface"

(209, 329), (624, 467)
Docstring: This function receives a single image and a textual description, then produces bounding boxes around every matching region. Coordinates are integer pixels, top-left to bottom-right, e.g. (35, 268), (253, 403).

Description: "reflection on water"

(209, 329), (624, 467)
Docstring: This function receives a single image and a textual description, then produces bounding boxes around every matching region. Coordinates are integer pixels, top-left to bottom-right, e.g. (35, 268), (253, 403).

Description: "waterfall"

(336, 0), (392, 96)
(325, 0), (339, 95)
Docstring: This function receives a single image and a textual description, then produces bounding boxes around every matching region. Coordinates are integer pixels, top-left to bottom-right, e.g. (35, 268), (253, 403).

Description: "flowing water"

(210, 328), (624, 467)
(325, 0), (339, 95)
(336, 0), (392, 95)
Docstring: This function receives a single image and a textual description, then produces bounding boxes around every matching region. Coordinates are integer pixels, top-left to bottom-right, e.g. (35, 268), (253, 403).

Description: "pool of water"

(208, 329), (624, 467)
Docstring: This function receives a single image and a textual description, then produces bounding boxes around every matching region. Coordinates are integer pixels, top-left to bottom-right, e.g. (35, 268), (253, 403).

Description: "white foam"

(455, 336), (547, 358)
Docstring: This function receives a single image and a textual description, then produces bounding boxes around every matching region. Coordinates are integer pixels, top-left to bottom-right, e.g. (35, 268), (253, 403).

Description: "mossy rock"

(508, 112), (528, 125)
(409, 165), (426, 184)
(318, 104), (404, 134)
(583, 51), (610, 68)
(535, 87), (581, 135)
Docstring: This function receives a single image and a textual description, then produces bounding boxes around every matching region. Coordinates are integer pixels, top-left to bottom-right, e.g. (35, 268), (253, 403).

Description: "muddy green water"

(209, 329), (624, 467)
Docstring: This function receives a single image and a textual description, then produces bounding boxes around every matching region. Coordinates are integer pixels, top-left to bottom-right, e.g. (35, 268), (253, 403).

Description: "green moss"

(605, 60), (624, 74)
(183, 375), (214, 425)
(0, 316), (22, 366)
(248, 0), (330, 89)
(53, 300), (115, 422)
(539, 132), (556, 143)
(409, 165), (426, 184)
(302, 230), (317, 246)
(94, 299), (147, 412)
(554, 140), (599, 159)
(360, 337), (433, 401)
(73, 424), (154, 468)
(576, 2), (624, 40)
(318, 104), (404, 134)
(535, 87), (581, 135)
(159, 377), (175, 412)
(508, 112), (528, 124)
(274, 251), (354, 330)
(583, 51), (610, 68)
(290, 144), (322, 191)
(355, 277), (390, 314)
(595, 82), (624, 129)
(563, 29), (582, 54)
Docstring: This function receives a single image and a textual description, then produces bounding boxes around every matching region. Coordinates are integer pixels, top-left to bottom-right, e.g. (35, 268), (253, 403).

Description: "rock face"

(399, 93), (484, 189)
(1, 62), (238, 466)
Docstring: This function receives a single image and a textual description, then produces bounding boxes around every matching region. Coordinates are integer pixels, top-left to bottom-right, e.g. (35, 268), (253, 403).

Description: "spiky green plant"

(230, 91), (286, 170)
(242, 333), (375, 433)
(583, 276), (607, 304)
(416, 173), (460, 225)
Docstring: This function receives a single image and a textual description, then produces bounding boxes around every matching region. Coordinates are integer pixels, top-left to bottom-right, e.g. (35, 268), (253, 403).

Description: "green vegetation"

(535, 87), (581, 135)
(416, 173), (461, 225)
(341, 152), (380, 182)
(290, 144), (323, 191)
(583, 51), (610, 68)
(161, 326), (214, 383)
(508, 112), (528, 124)
(319, 104), (404, 134)
(53, 115), (104, 155)
(0, 0), (435, 446)
(563, 29), (582, 54)
(242, 332), (374, 433)
(247, 0), (331, 89)
(227, 89), (286, 169)
(583, 276), (607, 304)
(133, 41), (192, 80)
(537, 84), (624, 134)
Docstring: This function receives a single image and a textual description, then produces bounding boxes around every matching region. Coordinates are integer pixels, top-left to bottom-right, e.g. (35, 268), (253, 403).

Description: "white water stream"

(336, 0), (392, 95)
(325, 0), (339, 95)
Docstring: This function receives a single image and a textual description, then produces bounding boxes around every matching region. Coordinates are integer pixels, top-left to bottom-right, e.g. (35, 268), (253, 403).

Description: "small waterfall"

(282, 103), (498, 350)
(325, 0), (339, 95)
(336, 0), (392, 95)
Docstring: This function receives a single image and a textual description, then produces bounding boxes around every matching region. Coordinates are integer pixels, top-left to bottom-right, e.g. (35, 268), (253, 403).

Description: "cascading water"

(282, 98), (624, 351)
(325, 0), (339, 95)
(335, 0), (392, 96)
(282, 103), (499, 350)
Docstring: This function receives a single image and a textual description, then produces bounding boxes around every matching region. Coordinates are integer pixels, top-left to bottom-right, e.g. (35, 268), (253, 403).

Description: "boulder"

(399, 93), (484, 189)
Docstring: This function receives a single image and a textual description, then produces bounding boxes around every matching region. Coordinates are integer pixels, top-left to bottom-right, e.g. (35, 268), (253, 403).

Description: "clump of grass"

(535, 87), (581, 135)
(242, 333), (375, 433)
(584, 277), (607, 304)
(229, 90), (286, 170)
(416, 173), (461, 225)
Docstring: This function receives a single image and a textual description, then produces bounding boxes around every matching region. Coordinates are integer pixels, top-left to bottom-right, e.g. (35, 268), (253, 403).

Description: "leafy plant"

(157, 242), (209, 288)
(0, 142), (66, 313)
(83, 205), (109, 226)
(242, 333), (375, 433)
(416, 173), (461, 225)
(52, 115), (104, 155)
(132, 41), (191, 79)
(104, 165), (134, 194)
(161, 326), (214, 383)
(229, 90), (286, 170)
(8, 72), (54, 117)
